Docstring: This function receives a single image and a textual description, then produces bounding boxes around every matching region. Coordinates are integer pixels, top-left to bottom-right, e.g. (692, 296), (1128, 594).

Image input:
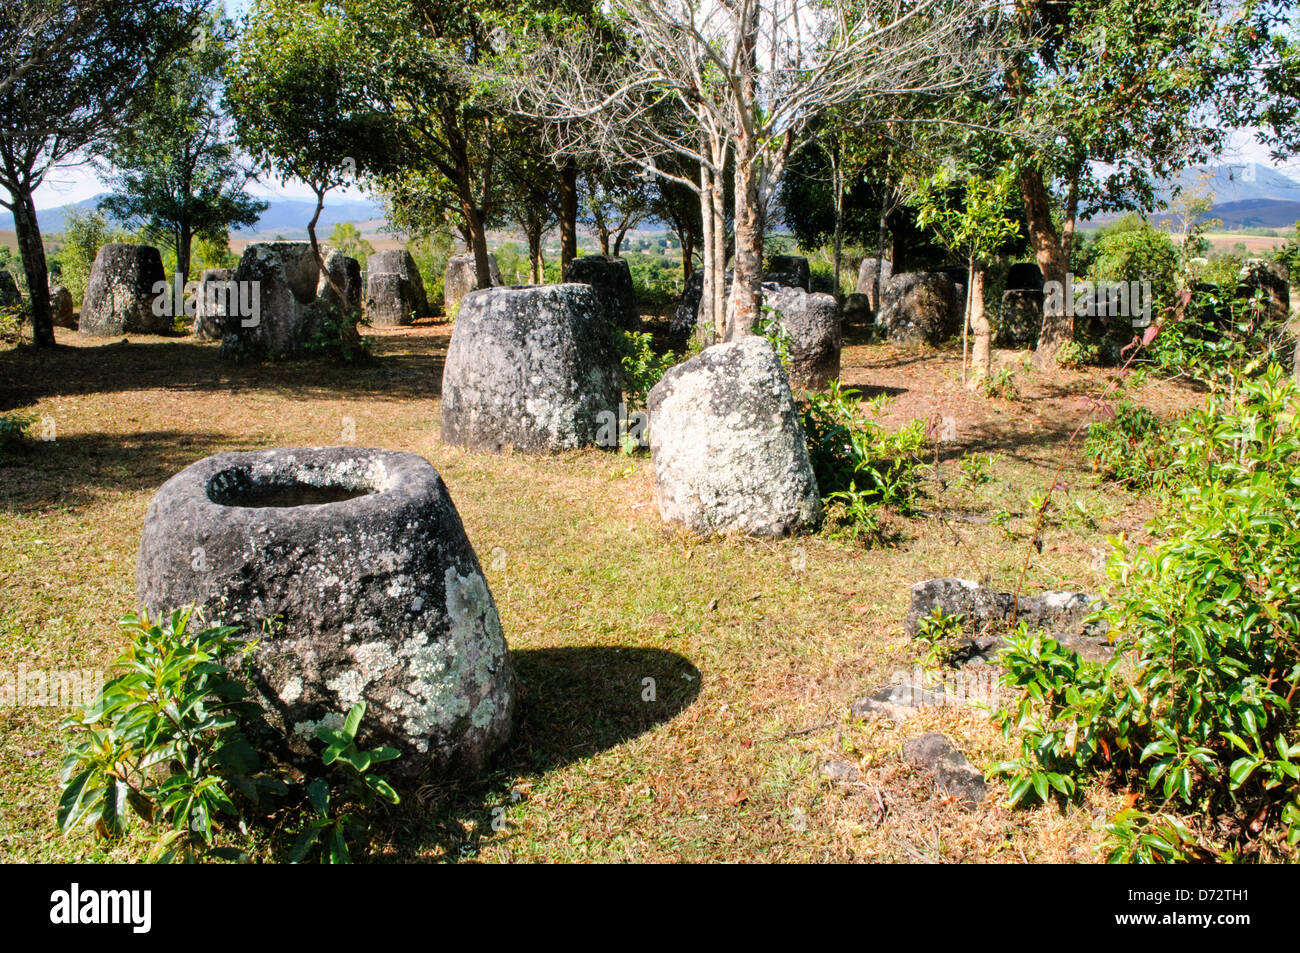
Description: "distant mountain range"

(2, 193), (386, 238)
(1088, 162), (1300, 229)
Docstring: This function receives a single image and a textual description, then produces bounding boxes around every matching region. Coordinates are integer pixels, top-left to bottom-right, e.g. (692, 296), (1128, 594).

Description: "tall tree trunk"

(177, 221), (193, 284)
(454, 166), (492, 289)
(10, 183), (54, 346)
(711, 171), (727, 342)
(559, 158), (578, 270)
(831, 140), (844, 300)
(1020, 165), (1071, 369)
(872, 187), (889, 311)
(1062, 173), (1079, 268)
(968, 265), (990, 389)
(526, 223), (543, 284)
(698, 160), (715, 341)
(681, 228), (694, 280)
(728, 147), (763, 340)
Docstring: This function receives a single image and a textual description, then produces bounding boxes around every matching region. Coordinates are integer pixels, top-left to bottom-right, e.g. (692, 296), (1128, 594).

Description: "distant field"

(1200, 230), (1290, 255)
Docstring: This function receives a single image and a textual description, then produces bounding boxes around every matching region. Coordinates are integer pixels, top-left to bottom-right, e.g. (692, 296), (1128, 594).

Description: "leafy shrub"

(915, 608), (967, 667)
(304, 304), (371, 363)
(0, 411), (34, 449)
(289, 701), (400, 864)
(993, 366), (1300, 862)
(756, 307), (792, 368)
(1146, 280), (1292, 390)
(1054, 339), (1100, 369)
(59, 609), (400, 863)
(56, 209), (127, 304)
(801, 381), (929, 538)
(614, 328), (676, 410)
(1083, 401), (1177, 491)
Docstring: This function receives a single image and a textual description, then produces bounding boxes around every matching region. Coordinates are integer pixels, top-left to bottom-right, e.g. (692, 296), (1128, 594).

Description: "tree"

(96, 14), (266, 282)
(582, 165), (652, 257)
(909, 162), (1021, 388)
(227, 0), (392, 300)
(0, 0), (207, 346)
(503, 0), (1001, 341)
(328, 222), (376, 262)
(997, 0), (1291, 368)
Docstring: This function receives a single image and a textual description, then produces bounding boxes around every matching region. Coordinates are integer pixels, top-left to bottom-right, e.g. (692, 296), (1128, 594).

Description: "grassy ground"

(0, 319), (1204, 863)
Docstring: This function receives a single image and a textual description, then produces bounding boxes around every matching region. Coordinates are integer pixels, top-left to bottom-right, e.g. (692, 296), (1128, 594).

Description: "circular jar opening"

(206, 462), (382, 508)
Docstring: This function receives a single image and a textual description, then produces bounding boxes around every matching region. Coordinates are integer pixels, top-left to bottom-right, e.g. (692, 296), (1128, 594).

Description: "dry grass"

(0, 320), (1202, 863)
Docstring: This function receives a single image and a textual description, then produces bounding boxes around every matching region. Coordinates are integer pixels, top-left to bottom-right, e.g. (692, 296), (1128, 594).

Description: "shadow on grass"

(382, 645), (701, 862)
(0, 428), (260, 512)
(0, 332), (446, 409)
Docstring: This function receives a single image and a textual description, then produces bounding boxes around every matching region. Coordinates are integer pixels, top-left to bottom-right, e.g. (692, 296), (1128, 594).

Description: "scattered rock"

(902, 732), (986, 807)
(444, 253), (502, 315)
(763, 284), (842, 393)
(49, 285), (75, 329)
(365, 272), (417, 328)
(564, 254), (638, 331)
(219, 242), (331, 361)
(1237, 259), (1290, 330)
(78, 244), (170, 336)
(647, 336), (821, 537)
(878, 272), (961, 345)
(842, 292), (873, 328)
(318, 251), (362, 317)
(366, 249), (427, 325)
(136, 446), (515, 780)
(821, 759), (860, 783)
(765, 255), (810, 291)
(670, 269), (731, 347)
(998, 288), (1043, 348)
(851, 684), (956, 721)
(193, 268), (235, 340)
(440, 283), (621, 453)
(855, 257), (893, 310)
(905, 577), (1112, 662)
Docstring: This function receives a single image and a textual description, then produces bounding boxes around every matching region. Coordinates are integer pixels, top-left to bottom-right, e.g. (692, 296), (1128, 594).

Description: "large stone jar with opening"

(136, 446), (514, 779)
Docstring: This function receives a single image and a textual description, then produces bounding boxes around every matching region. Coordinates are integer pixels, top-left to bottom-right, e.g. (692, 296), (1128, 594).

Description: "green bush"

(800, 381), (929, 539)
(994, 365), (1300, 862)
(58, 609), (400, 863)
(0, 411), (34, 449)
(1084, 401), (1177, 491)
(614, 328), (676, 410)
(56, 209), (127, 304)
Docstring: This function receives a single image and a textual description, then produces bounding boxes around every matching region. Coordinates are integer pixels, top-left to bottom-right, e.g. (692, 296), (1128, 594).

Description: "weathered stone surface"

(842, 292), (873, 328)
(258, 241), (320, 303)
(318, 251), (362, 316)
(902, 732), (986, 807)
(49, 285), (75, 328)
(0, 270), (19, 307)
(136, 446), (514, 780)
(763, 284), (842, 392)
(998, 288), (1043, 348)
(1237, 259), (1290, 330)
(671, 269), (732, 347)
(1006, 261), (1045, 291)
(220, 242), (334, 360)
(366, 272), (417, 328)
(647, 336), (821, 537)
(855, 257), (893, 309)
(366, 249), (427, 323)
(878, 272), (961, 345)
(440, 284), (621, 453)
(444, 254), (502, 315)
(78, 244), (170, 336)
(193, 268), (235, 340)
(765, 255), (810, 291)
(905, 576), (1112, 662)
(821, 760), (860, 783)
(564, 254), (638, 331)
